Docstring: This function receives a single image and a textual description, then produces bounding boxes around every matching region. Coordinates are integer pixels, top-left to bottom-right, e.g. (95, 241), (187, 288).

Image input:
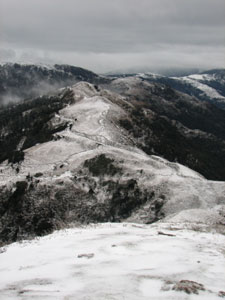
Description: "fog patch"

(29, 81), (70, 97)
(0, 93), (22, 107)
(5, 45), (223, 74)
(0, 81), (72, 108)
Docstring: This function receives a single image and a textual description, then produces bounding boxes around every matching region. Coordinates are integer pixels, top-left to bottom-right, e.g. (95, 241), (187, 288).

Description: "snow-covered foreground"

(0, 223), (225, 300)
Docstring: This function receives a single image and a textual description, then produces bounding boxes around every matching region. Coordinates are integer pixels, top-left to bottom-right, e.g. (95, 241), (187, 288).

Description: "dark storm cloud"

(0, 0), (224, 72)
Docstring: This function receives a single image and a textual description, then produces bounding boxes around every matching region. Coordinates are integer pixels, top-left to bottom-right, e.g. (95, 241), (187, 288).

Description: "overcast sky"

(0, 0), (224, 73)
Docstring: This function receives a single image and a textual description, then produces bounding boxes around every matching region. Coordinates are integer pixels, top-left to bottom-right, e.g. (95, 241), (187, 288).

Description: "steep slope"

(0, 82), (224, 245)
(170, 70), (225, 109)
(107, 76), (225, 180)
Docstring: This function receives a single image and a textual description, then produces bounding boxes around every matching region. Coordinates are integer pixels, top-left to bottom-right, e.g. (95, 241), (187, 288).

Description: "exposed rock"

(157, 231), (176, 237)
(219, 291), (225, 298)
(77, 253), (95, 259)
(172, 280), (205, 294)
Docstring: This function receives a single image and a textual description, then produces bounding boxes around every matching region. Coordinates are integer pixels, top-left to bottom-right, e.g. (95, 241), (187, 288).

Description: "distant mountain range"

(109, 69), (225, 109)
(0, 63), (224, 109)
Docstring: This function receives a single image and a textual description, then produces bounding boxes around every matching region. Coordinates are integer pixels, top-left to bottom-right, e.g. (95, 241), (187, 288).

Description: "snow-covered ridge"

(1, 82), (225, 224)
(188, 74), (212, 81)
(0, 80), (225, 248)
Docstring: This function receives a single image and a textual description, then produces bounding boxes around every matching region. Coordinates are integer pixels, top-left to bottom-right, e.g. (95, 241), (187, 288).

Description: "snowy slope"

(1, 82), (225, 220)
(167, 70), (225, 109)
(0, 82), (129, 183)
(0, 222), (225, 300)
(174, 75), (225, 100)
(0, 81), (225, 244)
(112, 71), (225, 104)
(117, 69), (225, 109)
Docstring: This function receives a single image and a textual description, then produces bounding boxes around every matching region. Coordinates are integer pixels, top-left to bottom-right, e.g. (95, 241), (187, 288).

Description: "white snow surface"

(0, 222), (225, 300)
(188, 74), (209, 81)
(137, 72), (163, 79)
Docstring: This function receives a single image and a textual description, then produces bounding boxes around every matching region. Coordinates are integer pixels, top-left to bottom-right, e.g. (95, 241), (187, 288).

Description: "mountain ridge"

(1, 63), (224, 108)
(0, 81), (224, 245)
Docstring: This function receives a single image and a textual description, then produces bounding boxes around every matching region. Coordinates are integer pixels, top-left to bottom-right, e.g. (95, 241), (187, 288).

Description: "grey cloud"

(0, 0), (224, 72)
(0, 48), (16, 60)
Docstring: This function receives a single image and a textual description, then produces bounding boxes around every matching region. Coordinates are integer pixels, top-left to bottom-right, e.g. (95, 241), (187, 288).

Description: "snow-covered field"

(0, 222), (225, 300)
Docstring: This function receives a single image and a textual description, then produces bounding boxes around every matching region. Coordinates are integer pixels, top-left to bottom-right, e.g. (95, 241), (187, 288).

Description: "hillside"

(126, 69), (225, 109)
(0, 63), (106, 106)
(0, 81), (225, 245)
